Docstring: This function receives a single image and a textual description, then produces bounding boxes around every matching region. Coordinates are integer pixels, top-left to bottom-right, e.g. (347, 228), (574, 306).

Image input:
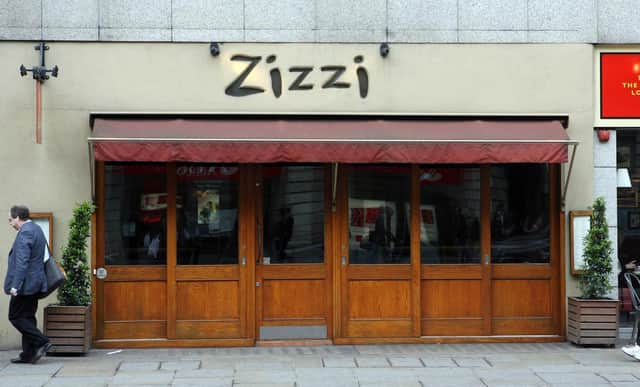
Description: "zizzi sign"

(224, 54), (370, 99)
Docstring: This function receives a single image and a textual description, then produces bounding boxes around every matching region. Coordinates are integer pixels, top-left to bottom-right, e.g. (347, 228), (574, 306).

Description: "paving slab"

(411, 367), (475, 378)
(358, 383), (422, 387)
(322, 357), (357, 368)
(45, 376), (113, 386)
(0, 362), (63, 375)
(355, 357), (390, 367)
(234, 359), (291, 370)
(296, 380), (358, 387)
(117, 361), (161, 372)
(536, 371), (609, 384)
(174, 368), (233, 378)
(474, 368), (546, 386)
(55, 361), (119, 376)
(160, 360), (200, 371)
(599, 372), (640, 382)
(420, 356), (457, 367)
(453, 357), (491, 368)
(291, 356), (323, 368)
(353, 368), (420, 383)
(111, 372), (175, 385)
(529, 364), (591, 373)
(171, 379), (232, 387)
(1, 375), (55, 386)
(233, 369), (296, 384)
(232, 384), (294, 387)
(387, 357), (423, 367)
(108, 385), (172, 387)
(415, 375), (485, 386)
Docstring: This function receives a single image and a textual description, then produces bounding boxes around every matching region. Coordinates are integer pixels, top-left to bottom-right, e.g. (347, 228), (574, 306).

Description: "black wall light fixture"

(19, 42), (59, 82)
(380, 42), (390, 58)
(210, 42), (221, 57)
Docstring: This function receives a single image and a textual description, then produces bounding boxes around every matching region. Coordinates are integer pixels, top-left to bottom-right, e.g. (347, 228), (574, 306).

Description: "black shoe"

(31, 342), (52, 364)
(10, 357), (31, 364)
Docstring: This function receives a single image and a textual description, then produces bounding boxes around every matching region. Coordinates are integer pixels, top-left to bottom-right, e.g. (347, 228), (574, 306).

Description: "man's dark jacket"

(4, 221), (47, 295)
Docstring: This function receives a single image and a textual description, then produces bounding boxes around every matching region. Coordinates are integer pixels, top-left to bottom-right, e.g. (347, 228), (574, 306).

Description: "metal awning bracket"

(88, 142), (95, 204)
(561, 142), (579, 210)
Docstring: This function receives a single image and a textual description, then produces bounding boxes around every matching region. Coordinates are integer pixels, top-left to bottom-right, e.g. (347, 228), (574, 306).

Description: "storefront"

(597, 48), (640, 323)
(1, 42), (594, 347)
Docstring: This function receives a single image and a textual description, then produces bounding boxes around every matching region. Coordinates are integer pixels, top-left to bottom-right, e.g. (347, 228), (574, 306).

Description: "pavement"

(1, 342), (640, 386)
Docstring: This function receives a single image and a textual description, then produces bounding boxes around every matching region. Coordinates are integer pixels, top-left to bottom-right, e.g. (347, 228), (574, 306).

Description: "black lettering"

(288, 66), (314, 91)
(267, 55), (282, 98)
(225, 55), (264, 97)
(320, 66), (350, 89)
(354, 56), (368, 98)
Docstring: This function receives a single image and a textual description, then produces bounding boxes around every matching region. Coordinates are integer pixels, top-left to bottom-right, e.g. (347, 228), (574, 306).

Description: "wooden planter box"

(567, 297), (618, 346)
(44, 305), (91, 354)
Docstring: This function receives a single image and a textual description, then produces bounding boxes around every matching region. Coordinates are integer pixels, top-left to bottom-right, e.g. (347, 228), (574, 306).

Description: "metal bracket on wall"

(561, 142), (580, 209)
(18, 42), (60, 144)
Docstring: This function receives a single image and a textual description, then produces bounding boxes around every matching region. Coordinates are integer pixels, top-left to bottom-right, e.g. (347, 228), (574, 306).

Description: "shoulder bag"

(38, 242), (67, 299)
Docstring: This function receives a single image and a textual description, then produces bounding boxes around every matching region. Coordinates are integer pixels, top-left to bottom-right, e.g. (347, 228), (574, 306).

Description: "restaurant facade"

(0, 41), (599, 348)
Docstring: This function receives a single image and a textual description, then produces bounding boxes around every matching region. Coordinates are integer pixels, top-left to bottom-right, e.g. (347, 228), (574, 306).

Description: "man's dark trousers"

(9, 294), (48, 360)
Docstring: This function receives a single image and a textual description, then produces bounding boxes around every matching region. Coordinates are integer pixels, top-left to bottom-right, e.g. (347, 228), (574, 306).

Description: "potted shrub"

(568, 196), (618, 346)
(44, 201), (95, 354)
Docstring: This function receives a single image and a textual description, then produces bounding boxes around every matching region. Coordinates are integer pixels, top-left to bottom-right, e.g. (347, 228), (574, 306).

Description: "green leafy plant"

(57, 201), (95, 306)
(579, 196), (614, 299)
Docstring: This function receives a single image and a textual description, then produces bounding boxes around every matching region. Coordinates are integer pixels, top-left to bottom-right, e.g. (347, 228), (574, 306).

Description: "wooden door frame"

(480, 165), (492, 335)
(93, 162), (254, 348)
(335, 164), (418, 342)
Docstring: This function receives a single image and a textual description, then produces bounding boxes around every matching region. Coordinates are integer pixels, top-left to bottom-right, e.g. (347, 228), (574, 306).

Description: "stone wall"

(1, 0), (637, 43)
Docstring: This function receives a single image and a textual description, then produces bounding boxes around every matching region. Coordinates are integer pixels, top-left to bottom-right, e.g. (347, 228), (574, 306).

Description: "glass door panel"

(490, 164), (555, 335)
(257, 165), (327, 340)
(98, 163), (168, 340)
(174, 164), (244, 339)
(419, 166), (486, 336)
(341, 165), (414, 338)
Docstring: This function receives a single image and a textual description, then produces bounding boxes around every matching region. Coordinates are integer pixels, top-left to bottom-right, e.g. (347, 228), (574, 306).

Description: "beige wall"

(0, 42), (594, 348)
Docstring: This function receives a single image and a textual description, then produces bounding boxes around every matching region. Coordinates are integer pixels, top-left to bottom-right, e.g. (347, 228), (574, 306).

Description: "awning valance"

(89, 117), (574, 164)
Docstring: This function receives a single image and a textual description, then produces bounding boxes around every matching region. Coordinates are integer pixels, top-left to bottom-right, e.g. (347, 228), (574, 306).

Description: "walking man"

(4, 205), (50, 364)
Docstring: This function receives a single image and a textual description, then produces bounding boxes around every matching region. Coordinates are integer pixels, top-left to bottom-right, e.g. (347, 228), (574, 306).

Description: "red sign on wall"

(601, 53), (640, 119)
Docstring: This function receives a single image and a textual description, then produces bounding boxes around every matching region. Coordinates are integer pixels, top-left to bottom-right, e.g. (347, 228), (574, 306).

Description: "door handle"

(484, 255), (490, 265)
(94, 267), (107, 279)
(341, 256), (347, 266)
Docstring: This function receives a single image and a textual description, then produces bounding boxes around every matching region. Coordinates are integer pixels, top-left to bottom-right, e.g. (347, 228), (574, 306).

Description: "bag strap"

(44, 239), (53, 262)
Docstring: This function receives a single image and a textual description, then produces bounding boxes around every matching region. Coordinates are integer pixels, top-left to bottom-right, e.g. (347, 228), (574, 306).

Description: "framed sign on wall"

(31, 212), (53, 259)
(569, 210), (592, 275)
(600, 53), (640, 119)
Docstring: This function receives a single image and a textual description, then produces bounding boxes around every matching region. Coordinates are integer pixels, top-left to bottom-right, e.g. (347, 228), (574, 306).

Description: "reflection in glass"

(349, 165), (411, 264)
(177, 164), (239, 265)
(104, 163), (167, 265)
(420, 166), (481, 264)
(263, 165), (324, 264)
(491, 164), (550, 264)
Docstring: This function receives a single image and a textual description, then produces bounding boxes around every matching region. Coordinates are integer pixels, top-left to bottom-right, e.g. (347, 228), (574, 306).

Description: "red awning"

(89, 118), (573, 163)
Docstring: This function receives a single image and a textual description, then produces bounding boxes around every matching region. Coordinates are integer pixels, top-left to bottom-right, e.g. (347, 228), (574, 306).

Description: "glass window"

(104, 163), (167, 265)
(491, 164), (550, 264)
(176, 164), (239, 265)
(419, 166), (481, 264)
(348, 165), (411, 264)
(262, 165), (324, 264)
(617, 132), (640, 287)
